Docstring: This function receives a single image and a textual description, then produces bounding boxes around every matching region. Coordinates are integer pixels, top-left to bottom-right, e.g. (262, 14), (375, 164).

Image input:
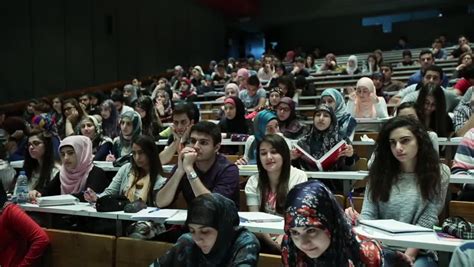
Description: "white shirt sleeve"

(245, 174), (261, 207)
(374, 97), (389, 118)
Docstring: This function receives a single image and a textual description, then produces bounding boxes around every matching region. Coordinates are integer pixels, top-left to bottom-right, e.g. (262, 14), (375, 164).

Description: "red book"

(295, 140), (347, 171)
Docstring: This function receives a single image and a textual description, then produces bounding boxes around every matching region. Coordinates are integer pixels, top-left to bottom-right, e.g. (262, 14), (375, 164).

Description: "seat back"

(240, 189), (249, 211)
(345, 196), (364, 213)
(42, 229), (115, 267)
(449, 201), (474, 223)
(115, 237), (173, 267)
(258, 253), (281, 267)
(334, 194), (345, 208)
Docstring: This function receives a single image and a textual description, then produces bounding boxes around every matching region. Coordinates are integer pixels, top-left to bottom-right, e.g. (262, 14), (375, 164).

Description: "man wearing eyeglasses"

(156, 121), (239, 209)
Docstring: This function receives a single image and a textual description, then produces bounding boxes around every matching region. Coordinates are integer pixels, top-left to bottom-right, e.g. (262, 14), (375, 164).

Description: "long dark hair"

(23, 131), (56, 191)
(414, 84), (448, 137)
(135, 96), (162, 136)
(368, 117), (441, 202)
(256, 134), (291, 214)
(277, 75), (296, 98)
(130, 135), (163, 204)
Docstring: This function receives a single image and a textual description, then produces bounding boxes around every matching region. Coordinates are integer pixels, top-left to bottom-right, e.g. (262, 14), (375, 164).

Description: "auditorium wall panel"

(2, 0), (227, 104)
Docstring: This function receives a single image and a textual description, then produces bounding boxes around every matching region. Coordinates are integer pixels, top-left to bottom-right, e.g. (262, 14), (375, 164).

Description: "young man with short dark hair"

(159, 102), (197, 164)
(239, 75), (267, 109)
(156, 121), (240, 208)
(406, 50), (449, 87)
(379, 63), (405, 92)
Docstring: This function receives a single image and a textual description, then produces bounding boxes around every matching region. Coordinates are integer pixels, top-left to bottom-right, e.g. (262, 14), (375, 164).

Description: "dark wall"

(265, 12), (474, 57)
(0, 0), (227, 104)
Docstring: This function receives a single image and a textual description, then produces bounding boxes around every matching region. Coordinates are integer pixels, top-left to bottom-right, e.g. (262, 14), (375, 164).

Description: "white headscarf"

(345, 55), (358, 75)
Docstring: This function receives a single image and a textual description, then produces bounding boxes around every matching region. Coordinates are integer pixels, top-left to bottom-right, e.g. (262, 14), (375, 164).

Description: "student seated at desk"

(219, 96), (249, 137)
(292, 105), (355, 174)
(282, 180), (410, 266)
(159, 102), (196, 165)
(30, 135), (109, 202)
(236, 110), (292, 165)
(0, 182), (50, 267)
(245, 134), (307, 254)
(346, 77), (389, 120)
(276, 97), (305, 140)
(151, 193), (260, 266)
(79, 115), (113, 161)
(321, 88), (357, 140)
(153, 89), (173, 123)
(268, 87), (283, 110)
(135, 96), (163, 139)
(239, 75), (267, 110)
(451, 128), (474, 201)
(156, 121), (240, 208)
(100, 99), (120, 139)
(216, 82), (239, 102)
(413, 84), (454, 138)
(84, 135), (165, 205)
(107, 110), (142, 162)
(345, 117), (450, 267)
(22, 130), (60, 192)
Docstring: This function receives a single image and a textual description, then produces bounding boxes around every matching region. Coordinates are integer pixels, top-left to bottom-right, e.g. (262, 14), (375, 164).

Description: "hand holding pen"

(83, 187), (97, 204)
(344, 190), (360, 226)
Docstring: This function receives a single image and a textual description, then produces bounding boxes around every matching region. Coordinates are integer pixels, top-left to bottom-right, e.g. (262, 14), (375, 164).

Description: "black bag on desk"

(96, 195), (130, 212)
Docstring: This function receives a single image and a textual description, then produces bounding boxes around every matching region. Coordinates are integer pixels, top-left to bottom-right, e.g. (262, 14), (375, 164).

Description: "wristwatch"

(187, 170), (199, 182)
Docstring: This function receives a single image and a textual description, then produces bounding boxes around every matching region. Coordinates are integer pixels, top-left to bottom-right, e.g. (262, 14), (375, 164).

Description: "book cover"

(294, 140), (346, 171)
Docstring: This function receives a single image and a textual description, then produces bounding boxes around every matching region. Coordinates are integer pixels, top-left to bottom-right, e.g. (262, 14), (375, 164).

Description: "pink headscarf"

(59, 135), (94, 194)
(354, 77), (377, 118)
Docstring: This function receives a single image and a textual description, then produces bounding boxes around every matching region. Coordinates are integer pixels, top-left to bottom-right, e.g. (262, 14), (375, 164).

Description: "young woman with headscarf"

(236, 110), (281, 165)
(29, 135), (109, 202)
(0, 182), (50, 267)
(282, 180), (410, 267)
(151, 193), (260, 266)
(342, 55), (361, 75)
(321, 88), (357, 140)
(218, 96), (249, 138)
(107, 110), (142, 161)
(153, 89), (174, 123)
(123, 84), (138, 108)
(293, 105), (355, 177)
(346, 77), (388, 132)
(79, 115), (113, 161)
(276, 97), (305, 140)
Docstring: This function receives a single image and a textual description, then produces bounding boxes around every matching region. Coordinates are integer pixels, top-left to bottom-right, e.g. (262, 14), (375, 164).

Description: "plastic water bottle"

(14, 171), (29, 203)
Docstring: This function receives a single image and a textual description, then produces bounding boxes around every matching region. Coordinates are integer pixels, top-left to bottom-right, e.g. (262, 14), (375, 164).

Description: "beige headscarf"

(354, 77), (376, 118)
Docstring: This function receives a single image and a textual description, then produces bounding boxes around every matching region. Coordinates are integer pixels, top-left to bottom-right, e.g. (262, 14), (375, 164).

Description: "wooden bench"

(115, 237), (173, 267)
(449, 201), (474, 223)
(258, 253), (281, 267)
(42, 229), (116, 267)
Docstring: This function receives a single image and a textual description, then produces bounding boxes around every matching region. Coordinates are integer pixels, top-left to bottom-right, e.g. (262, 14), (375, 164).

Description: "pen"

(148, 208), (160, 213)
(348, 189), (359, 226)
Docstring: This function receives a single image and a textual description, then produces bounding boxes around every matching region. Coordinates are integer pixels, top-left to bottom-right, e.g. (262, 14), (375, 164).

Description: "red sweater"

(0, 204), (50, 267)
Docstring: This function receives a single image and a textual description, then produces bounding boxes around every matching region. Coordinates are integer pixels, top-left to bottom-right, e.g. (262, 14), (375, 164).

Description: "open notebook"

(130, 208), (180, 222)
(359, 219), (433, 234)
(37, 195), (79, 207)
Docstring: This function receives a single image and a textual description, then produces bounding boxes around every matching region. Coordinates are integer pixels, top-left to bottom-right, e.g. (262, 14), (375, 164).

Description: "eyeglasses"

(28, 141), (43, 147)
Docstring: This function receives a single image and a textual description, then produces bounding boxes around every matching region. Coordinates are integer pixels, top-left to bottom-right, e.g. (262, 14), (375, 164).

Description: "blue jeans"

(414, 255), (437, 267)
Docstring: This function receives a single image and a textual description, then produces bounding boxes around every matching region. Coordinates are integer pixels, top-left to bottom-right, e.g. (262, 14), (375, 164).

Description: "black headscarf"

(186, 193), (241, 265)
(219, 96), (248, 135)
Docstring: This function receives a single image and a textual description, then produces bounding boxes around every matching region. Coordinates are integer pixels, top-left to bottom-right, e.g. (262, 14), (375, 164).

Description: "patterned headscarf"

(282, 180), (361, 266)
(321, 88), (356, 138)
(186, 193), (241, 265)
(31, 113), (58, 136)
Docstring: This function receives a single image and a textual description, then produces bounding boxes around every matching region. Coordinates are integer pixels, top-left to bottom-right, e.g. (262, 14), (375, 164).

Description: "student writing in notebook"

(151, 193), (260, 266)
(245, 134), (307, 254)
(84, 135), (165, 205)
(345, 117), (450, 267)
(282, 180), (410, 267)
